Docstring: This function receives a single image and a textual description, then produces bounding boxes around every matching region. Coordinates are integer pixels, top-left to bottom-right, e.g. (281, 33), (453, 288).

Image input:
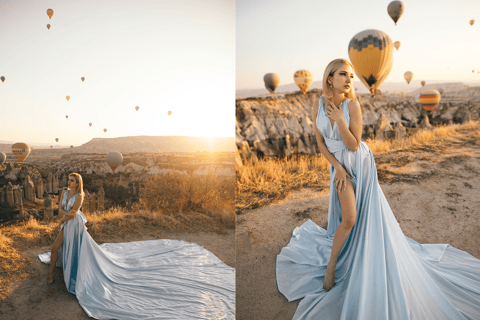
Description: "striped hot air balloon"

(348, 29), (394, 98)
(264, 73), (280, 94)
(419, 89), (441, 112)
(293, 70), (313, 94)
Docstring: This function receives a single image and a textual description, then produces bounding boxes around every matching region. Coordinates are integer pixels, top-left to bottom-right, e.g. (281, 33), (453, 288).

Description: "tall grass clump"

(139, 170), (235, 229)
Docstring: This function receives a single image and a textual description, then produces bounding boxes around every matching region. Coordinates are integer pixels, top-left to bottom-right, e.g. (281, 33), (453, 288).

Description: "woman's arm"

(335, 99), (362, 152)
(59, 194), (84, 223)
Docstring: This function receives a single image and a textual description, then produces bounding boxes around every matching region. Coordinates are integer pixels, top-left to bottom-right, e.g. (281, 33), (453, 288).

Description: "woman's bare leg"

(323, 179), (357, 291)
(48, 228), (64, 284)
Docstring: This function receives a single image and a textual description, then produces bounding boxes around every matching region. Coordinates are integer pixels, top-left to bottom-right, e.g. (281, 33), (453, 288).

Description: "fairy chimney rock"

(43, 194), (53, 221)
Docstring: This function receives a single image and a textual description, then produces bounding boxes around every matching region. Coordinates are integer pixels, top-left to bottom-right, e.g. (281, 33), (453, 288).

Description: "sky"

(0, 0), (235, 146)
(236, 0), (480, 91)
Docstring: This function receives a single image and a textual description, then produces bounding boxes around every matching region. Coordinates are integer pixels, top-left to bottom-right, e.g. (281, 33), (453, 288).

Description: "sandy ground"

(0, 230), (234, 320)
(236, 137), (480, 320)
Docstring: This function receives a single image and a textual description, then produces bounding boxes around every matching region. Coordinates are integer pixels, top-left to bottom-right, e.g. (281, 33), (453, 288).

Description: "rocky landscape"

(236, 85), (480, 158)
(0, 142), (235, 224)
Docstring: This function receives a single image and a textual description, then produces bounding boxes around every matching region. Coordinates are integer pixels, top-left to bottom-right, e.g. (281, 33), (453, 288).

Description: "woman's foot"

(323, 262), (336, 292)
(47, 274), (54, 284)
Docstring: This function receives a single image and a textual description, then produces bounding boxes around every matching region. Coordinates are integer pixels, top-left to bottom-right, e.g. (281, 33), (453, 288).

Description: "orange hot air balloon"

(81, 77), (85, 82)
(47, 9), (54, 19)
(394, 41), (401, 50)
(419, 89), (441, 112)
(55, 138), (59, 142)
(470, 20), (474, 26)
(104, 128), (107, 133)
(66, 96), (70, 101)
(421, 81), (426, 87)
(106, 151), (123, 172)
(348, 29), (394, 97)
(168, 111), (172, 116)
(47, 24), (51, 30)
(1, 76), (5, 83)
(66, 115), (68, 119)
(89, 123), (92, 127)
(12, 143), (31, 163)
(472, 70), (475, 73)
(293, 70), (313, 94)
(135, 106), (139, 111)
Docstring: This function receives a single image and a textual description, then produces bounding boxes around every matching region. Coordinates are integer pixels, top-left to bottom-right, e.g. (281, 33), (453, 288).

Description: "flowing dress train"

(276, 96), (480, 320)
(39, 190), (235, 320)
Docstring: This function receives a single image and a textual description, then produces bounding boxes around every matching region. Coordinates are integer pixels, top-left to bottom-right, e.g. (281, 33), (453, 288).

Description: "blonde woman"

(38, 172), (235, 319)
(47, 172), (85, 285)
(276, 59), (480, 319)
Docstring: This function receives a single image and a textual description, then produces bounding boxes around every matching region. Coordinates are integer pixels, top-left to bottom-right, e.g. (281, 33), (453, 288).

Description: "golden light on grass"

(236, 121), (479, 213)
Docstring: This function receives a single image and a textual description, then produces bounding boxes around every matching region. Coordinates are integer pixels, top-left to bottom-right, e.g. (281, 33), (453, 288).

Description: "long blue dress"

(276, 96), (480, 319)
(38, 190), (235, 320)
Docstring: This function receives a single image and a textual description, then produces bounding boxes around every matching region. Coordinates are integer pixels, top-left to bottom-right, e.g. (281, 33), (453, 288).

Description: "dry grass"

(236, 121), (480, 213)
(0, 169), (234, 301)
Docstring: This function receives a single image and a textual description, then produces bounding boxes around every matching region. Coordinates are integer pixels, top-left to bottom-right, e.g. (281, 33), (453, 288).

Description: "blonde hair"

(322, 58), (356, 104)
(68, 172), (84, 196)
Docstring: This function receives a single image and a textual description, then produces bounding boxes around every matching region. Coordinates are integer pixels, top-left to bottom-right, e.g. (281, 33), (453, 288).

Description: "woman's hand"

(334, 166), (351, 193)
(325, 100), (344, 123)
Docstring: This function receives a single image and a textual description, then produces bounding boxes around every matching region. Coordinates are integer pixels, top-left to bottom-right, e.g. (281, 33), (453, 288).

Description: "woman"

(39, 173), (235, 320)
(276, 59), (480, 319)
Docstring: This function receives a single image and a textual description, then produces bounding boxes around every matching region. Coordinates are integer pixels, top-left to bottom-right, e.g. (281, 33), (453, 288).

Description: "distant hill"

(236, 80), (477, 99)
(74, 136), (235, 153)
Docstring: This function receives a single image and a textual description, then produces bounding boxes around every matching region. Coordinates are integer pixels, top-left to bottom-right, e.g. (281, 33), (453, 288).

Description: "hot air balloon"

(50, 145), (53, 149)
(387, 1), (404, 26)
(168, 111), (172, 116)
(348, 29), (394, 97)
(104, 129), (107, 133)
(81, 77), (85, 82)
(472, 70), (475, 73)
(0, 152), (6, 165)
(66, 115), (68, 119)
(264, 73), (280, 94)
(421, 81), (426, 87)
(1, 76), (5, 83)
(47, 9), (54, 19)
(419, 89), (441, 112)
(12, 143), (31, 164)
(470, 20), (475, 26)
(135, 106), (139, 111)
(400, 92), (405, 98)
(89, 123), (92, 127)
(47, 24), (51, 30)
(438, 87), (444, 95)
(106, 151), (123, 172)
(293, 70), (313, 94)
(404, 71), (413, 84)
(70, 145), (73, 148)
(55, 138), (59, 142)
(394, 41), (401, 50)
(66, 96), (70, 101)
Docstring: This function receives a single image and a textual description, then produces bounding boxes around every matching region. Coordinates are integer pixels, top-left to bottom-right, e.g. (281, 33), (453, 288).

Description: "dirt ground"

(0, 230), (234, 320)
(236, 136), (480, 320)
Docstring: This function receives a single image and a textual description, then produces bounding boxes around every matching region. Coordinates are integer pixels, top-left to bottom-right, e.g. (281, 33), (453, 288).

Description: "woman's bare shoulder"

(348, 98), (361, 114)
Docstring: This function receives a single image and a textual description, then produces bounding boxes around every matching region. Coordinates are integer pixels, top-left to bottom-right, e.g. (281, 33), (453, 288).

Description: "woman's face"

(329, 64), (354, 95)
(68, 176), (79, 190)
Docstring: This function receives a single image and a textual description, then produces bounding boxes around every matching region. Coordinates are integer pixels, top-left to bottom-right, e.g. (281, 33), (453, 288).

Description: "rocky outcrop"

(236, 91), (480, 157)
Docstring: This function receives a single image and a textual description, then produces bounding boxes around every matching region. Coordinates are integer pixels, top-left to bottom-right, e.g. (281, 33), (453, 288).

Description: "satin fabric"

(39, 190), (235, 320)
(276, 96), (480, 319)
